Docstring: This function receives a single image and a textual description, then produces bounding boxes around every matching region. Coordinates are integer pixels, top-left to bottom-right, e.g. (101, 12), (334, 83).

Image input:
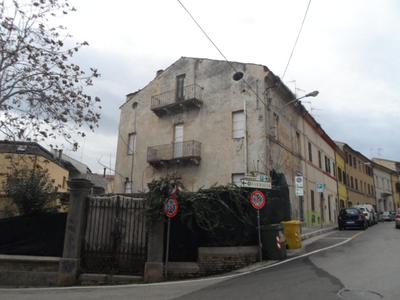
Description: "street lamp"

(273, 90), (319, 139)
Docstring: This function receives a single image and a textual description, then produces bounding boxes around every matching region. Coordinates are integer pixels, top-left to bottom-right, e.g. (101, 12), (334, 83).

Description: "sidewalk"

(233, 223), (338, 273)
(301, 223), (338, 241)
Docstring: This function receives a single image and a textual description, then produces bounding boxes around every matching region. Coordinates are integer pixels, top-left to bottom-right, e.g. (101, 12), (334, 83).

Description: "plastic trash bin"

(281, 220), (302, 249)
(260, 224), (287, 260)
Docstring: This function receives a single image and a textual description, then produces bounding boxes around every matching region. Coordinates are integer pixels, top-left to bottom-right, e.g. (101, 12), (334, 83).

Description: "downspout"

(335, 148), (339, 222)
(302, 112), (309, 225)
(244, 100), (248, 175)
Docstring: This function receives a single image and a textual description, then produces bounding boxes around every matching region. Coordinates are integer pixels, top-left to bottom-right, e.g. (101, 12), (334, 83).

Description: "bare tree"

(0, 0), (101, 150)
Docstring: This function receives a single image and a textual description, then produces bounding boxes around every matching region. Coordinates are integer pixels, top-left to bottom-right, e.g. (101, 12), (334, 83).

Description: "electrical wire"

(177, 0), (271, 106)
(281, 0), (312, 79)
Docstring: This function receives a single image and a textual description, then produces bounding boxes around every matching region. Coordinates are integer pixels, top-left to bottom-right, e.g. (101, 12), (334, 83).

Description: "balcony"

(381, 189), (392, 197)
(147, 140), (201, 167)
(151, 84), (203, 117)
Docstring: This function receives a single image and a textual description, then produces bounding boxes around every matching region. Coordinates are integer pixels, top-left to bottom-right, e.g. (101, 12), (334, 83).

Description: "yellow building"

(335, 142), (376, 209)
(336, 148), (348, 209)
(391, 172), (400, 210)
(0, 141), (69, 218)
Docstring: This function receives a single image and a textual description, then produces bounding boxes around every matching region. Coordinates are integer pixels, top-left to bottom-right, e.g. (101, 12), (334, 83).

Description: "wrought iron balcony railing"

(151, 84), (203, 116)
(147, 140), (201, 166)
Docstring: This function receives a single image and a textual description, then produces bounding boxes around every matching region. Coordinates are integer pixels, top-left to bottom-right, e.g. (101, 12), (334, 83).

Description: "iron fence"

(147, 140), (201, 162)
(151, 84), (203, 109)
(81, 195), (148, 275)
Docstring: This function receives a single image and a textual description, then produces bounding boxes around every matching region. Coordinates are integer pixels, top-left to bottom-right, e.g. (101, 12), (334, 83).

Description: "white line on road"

(0, 232), (363, 292)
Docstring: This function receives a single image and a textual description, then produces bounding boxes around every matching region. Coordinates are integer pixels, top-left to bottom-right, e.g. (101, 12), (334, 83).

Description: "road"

(2, 222), (399, 300)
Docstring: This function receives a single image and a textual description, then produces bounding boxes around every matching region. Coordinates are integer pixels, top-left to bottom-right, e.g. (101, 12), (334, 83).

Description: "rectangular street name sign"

(241, 180), (272, 189)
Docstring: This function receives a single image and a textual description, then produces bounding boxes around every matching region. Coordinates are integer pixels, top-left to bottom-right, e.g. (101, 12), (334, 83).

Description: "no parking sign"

(164, 197), (179, 218)
(250, 190), (266, 209)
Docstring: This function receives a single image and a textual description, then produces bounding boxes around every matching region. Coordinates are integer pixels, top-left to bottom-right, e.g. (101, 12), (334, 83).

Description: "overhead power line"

(177, 0), (271, 106)
(281, 0), (313, 79)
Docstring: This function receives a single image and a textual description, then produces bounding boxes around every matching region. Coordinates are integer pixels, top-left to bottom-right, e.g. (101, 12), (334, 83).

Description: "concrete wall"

(0, 255), (60, 287)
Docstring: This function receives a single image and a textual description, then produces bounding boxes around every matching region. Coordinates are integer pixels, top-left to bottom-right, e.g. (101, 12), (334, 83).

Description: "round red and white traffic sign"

(164, 197), (179, 218)
(250, 190), (266, 209)
(168, 178), (179, 196)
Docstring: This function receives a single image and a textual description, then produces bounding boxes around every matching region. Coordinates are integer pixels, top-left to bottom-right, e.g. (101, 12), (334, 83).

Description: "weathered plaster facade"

(371, 163), (395, 212)
(372, 158), (400, 210)
(299, 115), (338, 226)
(115, 57), (336, 225)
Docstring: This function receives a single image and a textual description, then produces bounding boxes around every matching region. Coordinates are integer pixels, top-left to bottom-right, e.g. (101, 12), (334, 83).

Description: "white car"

(360, 204), (378, 224)
(354, 205), (373, 227)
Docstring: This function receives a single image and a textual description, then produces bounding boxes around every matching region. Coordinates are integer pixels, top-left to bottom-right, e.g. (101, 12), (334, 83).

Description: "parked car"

(354, 205), (373, 226)
(395, 209), (400, 229)
(379, 211), (395, 222)
(360, 204), (378, 225)
(338, 208), (368, 230)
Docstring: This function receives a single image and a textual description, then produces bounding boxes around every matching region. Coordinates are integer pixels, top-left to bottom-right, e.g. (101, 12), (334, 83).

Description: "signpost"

(250, 190), (266, 262)
(164, 197), (179, 279)
(316, 183), (324, 229)
(295, 176), (304, 196)
(241, 179), (272, 189)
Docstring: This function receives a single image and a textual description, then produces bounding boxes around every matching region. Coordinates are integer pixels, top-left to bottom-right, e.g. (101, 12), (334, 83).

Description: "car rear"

(395, 210), (400, 229)
(338, 208), (367, 230)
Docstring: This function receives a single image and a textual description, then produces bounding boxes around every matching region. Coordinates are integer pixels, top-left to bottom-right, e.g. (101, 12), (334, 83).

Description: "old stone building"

(115, 57), (337, 226)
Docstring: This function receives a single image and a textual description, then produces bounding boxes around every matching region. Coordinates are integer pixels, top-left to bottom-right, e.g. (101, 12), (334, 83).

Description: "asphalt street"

(2, 221), (399, 300)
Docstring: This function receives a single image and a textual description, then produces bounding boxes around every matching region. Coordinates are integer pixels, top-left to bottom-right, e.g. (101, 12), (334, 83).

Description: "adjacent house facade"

(371, 161), (395, 212)
(115, 57), (338, 226)
(295, 110), (338, 226)
(335, 142), (376, 209)
(336, 148), (348, 209)
(372, 158), (400, 210)
(0, 141), (69, 217)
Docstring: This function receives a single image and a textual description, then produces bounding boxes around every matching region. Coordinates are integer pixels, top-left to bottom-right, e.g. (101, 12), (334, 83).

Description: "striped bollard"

(276, 236), (281, 249)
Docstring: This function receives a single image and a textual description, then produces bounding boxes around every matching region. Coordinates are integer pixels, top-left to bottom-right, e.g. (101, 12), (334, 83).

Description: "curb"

(301, 226), (337, 241)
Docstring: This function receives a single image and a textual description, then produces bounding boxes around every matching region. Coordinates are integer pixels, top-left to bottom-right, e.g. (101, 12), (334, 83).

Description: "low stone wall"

(198, 246), (258, 276)
(0, 254), (60, 287)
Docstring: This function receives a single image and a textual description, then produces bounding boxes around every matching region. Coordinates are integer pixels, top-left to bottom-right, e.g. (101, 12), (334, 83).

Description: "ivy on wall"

(143, 175), (256, 245)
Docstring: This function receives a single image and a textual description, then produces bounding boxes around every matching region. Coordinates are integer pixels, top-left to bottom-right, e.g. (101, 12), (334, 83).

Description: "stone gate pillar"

(58, 179), (93, 286)
(144, 220), (165, 283)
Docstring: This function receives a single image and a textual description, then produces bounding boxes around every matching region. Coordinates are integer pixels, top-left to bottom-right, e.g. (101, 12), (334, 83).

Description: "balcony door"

(174, 124), (183, 158)
(176, 74), (185, 102)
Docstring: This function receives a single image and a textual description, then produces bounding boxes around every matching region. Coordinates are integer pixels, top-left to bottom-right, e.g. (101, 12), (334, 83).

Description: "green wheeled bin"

(281, 220), (302, 249)
(260, 224), (287, 260)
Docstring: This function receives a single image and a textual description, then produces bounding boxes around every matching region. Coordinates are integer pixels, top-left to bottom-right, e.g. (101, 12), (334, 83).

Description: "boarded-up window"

(128, 133), (136, 155)
(233, 111), (245, 138)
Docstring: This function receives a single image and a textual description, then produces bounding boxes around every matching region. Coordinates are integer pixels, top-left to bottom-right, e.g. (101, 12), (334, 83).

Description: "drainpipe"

(244, 100), (248, 175)
(302, 113), (309, 225)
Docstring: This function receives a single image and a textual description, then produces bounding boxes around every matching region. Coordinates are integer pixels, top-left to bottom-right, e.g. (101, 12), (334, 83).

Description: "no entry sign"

(164, 197), (179, 218)
(250, 190), (266, 209)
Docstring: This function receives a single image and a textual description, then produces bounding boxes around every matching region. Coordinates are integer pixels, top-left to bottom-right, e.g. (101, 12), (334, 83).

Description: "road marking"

(350, 231), (364, 239)
(1, 232), (360, 291)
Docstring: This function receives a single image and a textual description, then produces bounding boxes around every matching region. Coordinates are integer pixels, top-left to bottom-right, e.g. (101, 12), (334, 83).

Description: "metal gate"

(81, 195), (148, 275)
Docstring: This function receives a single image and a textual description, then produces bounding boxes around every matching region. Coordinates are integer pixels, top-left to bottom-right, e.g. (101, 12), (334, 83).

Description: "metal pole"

(320, 192), (323, 229)
(165, 217), (171, 280)
(257, 210), (262, 262)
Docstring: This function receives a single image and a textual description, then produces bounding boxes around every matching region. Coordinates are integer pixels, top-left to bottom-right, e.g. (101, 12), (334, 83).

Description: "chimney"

(156, 69), (163, 78)
(58, 149), (62, 163)
(103, 168), (106, 178)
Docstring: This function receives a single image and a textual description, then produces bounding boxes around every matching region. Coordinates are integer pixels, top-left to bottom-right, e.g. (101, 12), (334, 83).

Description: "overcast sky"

(50, 0), (400, 174)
